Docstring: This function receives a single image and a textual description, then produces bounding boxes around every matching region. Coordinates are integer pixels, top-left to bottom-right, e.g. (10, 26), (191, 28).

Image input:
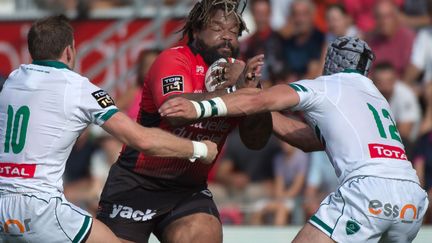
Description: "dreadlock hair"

(180, 0), (248, 44)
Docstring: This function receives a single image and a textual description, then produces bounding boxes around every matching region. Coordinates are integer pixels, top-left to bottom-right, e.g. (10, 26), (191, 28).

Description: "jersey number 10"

(367, 103), (402, 143)
(4, 105), (30, 154)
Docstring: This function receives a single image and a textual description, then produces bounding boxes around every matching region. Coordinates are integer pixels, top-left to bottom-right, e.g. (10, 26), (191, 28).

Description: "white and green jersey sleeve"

(0, 61), (118, 193)
(289, 71), (418, 184)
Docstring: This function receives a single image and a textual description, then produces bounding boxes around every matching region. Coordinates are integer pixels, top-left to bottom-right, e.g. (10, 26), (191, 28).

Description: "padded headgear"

(323, 36), (375, 76)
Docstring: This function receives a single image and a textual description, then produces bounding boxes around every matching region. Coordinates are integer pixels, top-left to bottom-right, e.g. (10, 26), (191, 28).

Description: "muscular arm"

(272, 112), (324, 152)
(170, 91), (273, 150)
(165, 90), (233, 127)
(220, 84), (301, 116)
(160, 84), (298, 120)
(160, 84), (322, 151)
(102, 112), (216, 161)
(160, 85), (295, 148)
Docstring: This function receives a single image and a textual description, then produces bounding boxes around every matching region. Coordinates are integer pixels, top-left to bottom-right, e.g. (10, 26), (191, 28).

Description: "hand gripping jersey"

(0, 61), (118, 193)
(290, 71), (419, 184)
(117, 45), (238, 187)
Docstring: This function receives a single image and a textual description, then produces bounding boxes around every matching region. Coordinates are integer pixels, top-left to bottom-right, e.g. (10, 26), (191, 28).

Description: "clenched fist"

(201, 140), (218, 164)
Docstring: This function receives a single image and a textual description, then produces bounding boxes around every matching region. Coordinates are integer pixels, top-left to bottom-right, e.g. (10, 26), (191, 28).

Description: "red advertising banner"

(0, 19), (184, 91)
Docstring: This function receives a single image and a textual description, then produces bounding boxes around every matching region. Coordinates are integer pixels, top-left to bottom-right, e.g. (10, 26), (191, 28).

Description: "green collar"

(342, 69), (362, 74)
(32, 60), (70, 70)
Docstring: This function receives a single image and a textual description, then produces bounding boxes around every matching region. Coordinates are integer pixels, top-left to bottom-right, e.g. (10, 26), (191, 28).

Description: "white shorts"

(0, 192), (92, 243)
(310, 176), (429, 243)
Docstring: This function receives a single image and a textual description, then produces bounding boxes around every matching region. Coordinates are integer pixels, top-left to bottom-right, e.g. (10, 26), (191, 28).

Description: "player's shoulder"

(63, 69), (87, 81)
(290, 77), (325, 93)
(61, 69), (93, 89)
(158, 45), (192, 61)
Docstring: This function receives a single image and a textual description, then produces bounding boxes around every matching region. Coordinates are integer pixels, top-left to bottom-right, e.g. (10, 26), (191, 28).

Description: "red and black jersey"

(117, 45), (239, 187)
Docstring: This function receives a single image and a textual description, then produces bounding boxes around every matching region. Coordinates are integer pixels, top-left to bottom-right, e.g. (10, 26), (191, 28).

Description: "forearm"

(222, 88), (268, 116)
(239, 112), (273, 150)
(130, 126), (194, 158)
(160, 84), (299, 124)
(272, 112), (324, 152)
(103, 112), (205, 160)
(164, 89), (234, 127)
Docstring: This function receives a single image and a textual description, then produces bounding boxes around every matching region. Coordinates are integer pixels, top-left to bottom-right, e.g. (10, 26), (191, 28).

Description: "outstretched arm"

(102, 112), (218, 164)
(159, 84), (300, 119)
(159, 85), (325, 152)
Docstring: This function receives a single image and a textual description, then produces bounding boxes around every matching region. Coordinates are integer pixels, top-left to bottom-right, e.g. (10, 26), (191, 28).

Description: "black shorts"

(96, 163), (220, 243)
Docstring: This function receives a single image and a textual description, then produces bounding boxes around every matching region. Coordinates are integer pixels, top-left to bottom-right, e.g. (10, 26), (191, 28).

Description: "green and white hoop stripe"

(310, 215), (333, 236)
(191, 97), (228, 119)
(288, 83), (308, 92)
(73, 216), (92, 243)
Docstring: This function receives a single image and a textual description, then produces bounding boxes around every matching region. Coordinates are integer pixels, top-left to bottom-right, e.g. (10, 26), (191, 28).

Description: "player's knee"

(163, 213), (221, 243)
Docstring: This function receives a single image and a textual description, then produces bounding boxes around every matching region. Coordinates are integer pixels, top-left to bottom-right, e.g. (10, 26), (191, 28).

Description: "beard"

(194, 37), (240, 65)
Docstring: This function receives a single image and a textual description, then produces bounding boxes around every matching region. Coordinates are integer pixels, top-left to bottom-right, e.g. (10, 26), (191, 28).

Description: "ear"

(65, 45), (72, 62)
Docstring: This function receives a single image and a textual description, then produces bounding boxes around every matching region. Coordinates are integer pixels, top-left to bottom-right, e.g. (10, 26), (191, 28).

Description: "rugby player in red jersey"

(96, 1), (272, 242)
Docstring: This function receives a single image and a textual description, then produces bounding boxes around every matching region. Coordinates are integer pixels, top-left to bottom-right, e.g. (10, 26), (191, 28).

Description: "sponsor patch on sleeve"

(92, 90), (115, 108)
(162, 75), (184, 95)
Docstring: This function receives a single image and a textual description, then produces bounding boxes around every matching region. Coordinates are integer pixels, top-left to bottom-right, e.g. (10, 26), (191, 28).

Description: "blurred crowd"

(15, 0), (431, 226)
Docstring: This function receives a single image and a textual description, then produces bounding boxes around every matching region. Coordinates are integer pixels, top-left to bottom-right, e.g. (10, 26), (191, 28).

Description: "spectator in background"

(115, 49), (160, 120)
(266, 0), (325, 82)
(311, 0), (338, 33)
(251, 141), (308, 226)
(412, 82), (432, 223)
(269, 0), (293, 30)
(372, 62), (421, 154)
(325, 3), (360, 43)
(367, 0), (415, 78)
(400, 0), (431, 29)
(241, 0), (272, 60)
(343, 0), (404, 33)
(215, 129), (280, 223)
(303, 151), (338, 220)
(404, 0), (432, 89)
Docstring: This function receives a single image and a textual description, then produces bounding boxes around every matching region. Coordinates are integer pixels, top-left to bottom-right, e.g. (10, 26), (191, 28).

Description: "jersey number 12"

(4, 105), (30, 154)
(367, 103), (401, 143)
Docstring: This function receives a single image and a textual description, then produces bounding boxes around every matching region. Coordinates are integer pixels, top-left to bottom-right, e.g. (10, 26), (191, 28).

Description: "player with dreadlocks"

(96, 1), (272, 242)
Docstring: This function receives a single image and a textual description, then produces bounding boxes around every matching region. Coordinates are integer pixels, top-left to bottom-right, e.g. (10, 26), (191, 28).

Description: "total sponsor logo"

(0, 218), (32, 236)
(109, 204), (156, 222)
(368, 200), (417, 223)
(0, 163), (36, 178)
(368, 143), (407, 161)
